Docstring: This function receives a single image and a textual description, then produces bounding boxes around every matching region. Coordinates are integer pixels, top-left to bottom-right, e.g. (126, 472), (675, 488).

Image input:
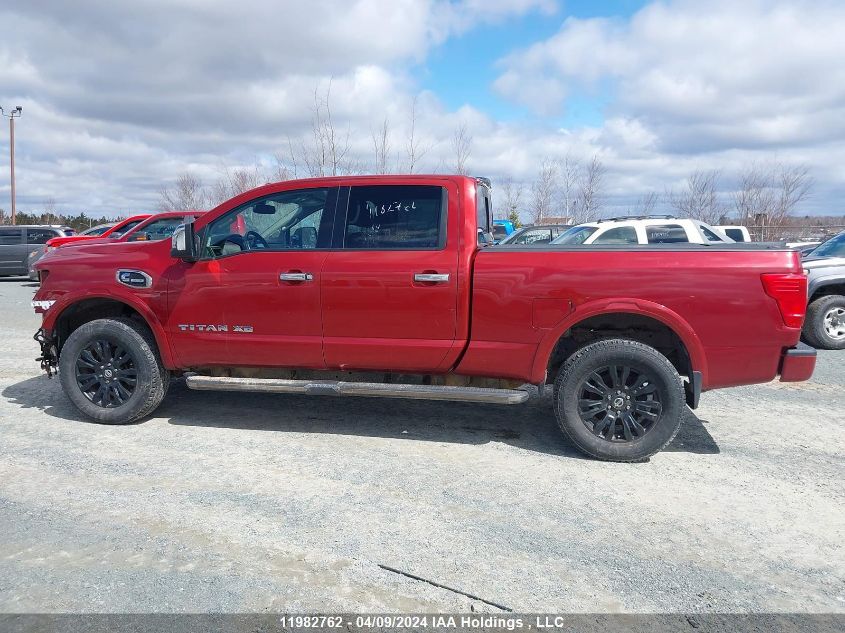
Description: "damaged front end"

(34, 328), (58, 378)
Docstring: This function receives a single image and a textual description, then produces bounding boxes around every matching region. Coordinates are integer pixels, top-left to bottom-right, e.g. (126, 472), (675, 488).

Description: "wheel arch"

(48, 295), (176, 369)
(532, 300), (707, 388)
(809, 276), (845, 302)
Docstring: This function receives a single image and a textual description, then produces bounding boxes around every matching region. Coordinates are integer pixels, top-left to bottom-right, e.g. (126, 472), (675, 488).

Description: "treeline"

(0, 210), (121, 231)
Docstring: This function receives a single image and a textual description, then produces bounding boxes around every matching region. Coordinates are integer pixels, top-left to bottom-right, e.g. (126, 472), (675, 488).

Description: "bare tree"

(733, 164), (773, 225)
(733, 162), (813, 237)
(574, 154), (605, 223)
(668, 169), (724, 224)
(498, 176), (524, 225)
(210, 164), (267, 205)
(274, 139), (300, 182)
(159, 173), (207, 211)
(630, 191), (659, 216)
(405, 96), (430, 174)
(556, 154), (579, 222)
(371, 117), (391, 174)
(530, 159), (558, 224)
(451, 122), (472, 175)
(43, 197), (57, 224)
(299, 80), (354, 177)
(773, 164), (813, 224)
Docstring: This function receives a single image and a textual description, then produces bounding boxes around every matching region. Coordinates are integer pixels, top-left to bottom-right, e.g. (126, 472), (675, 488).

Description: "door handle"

(414, 273), (450, 283)
(279, 272), (313, 282)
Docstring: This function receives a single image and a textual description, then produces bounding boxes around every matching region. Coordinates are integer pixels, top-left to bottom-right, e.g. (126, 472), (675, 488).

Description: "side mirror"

(477, 229), (493, 247)
(171, 222), (198, 262)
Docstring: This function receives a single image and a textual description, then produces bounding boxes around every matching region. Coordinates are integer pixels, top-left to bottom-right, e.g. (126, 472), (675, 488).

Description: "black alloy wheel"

(75, 338), (138, 407)
(577, 365), (662, 442)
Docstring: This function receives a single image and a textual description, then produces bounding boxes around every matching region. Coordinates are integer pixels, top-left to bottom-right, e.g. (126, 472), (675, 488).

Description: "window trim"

(198, 186), (339, 260)
(335, 185), (448, 251)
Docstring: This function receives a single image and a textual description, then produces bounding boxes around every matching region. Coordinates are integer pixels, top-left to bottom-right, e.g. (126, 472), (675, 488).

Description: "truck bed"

(456, 244), (804, 390)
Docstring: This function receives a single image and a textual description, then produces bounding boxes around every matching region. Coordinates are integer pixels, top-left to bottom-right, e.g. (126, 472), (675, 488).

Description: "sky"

(1, 0), (844, 218)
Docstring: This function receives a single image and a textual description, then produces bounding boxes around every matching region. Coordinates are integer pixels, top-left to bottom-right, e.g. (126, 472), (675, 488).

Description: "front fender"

(529, 297), (708, 386)
(40, 289), (177, 370)
(808, 271), (845, 298)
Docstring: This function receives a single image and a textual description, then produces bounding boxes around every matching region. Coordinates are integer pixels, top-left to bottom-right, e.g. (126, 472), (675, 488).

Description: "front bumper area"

(34, 328), (58, 378)
(779, 342), (817, 382)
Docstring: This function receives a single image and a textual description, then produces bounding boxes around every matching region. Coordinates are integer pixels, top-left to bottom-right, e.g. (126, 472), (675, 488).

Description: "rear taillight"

(761, 273), (807, 328)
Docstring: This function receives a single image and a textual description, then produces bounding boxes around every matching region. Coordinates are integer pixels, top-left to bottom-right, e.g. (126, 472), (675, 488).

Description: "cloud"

(494, 1), (845, 153)
(1, 0), (844, 218)
(0, 0), (556, 214)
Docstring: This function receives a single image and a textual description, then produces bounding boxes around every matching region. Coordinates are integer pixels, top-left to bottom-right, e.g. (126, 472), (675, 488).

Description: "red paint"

(45, 214), (151, 248)
(33, 176), (813, 393)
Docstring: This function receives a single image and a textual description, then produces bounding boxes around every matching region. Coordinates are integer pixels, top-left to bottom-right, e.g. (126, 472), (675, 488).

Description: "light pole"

(1, 106), (23, 225)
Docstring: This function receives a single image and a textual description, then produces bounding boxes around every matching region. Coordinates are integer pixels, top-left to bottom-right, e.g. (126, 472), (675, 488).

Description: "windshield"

(110, 219), (144, 237)
(552, 226), (598, 245)
(492, 225), (508, 239)
(82, 225), (112, 236)
(809, 232), (845, 258)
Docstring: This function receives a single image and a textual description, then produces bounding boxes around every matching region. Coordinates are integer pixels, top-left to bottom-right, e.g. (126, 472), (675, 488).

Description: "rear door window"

(645, 224), (689, 244)
(343, 185), (445, 249)
(0, 228), (23, 245)
(592, 227), (639, 244)
(26, 228), (59, 244)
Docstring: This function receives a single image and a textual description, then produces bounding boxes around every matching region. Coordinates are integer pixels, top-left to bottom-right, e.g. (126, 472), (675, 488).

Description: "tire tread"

(553, 338), (684, 462)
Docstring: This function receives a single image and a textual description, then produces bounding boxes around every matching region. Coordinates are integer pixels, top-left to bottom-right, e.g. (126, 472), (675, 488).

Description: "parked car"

(28, 213), (201, 281)
(801, 231), (845, 350)
(492, 219), (516, 243)
(0, 225), (75, 277)
(785, 241), (823, 257)
(498, 224), (570, 246)
(32, 175), (813, 462)
(552, 217), (734, 246)
(715, 225), (751, 242)
(121, 211), (206, 242)
(46, 214), (152, 249)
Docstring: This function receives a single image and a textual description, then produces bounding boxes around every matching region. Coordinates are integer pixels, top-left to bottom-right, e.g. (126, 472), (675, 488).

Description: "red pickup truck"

(32, 175), (815, 461)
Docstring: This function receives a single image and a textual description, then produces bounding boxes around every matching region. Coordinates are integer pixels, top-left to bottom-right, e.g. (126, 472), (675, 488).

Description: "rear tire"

(58, 317), (169, 424)
(553, 339), (684, 462)
(803, 295), (845, 350)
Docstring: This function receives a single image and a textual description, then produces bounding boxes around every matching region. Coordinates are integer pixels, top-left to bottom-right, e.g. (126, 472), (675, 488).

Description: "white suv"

(551, 217), (734, 246)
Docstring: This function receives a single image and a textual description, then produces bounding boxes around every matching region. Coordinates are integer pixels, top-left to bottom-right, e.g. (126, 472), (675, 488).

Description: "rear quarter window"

(645, 225), (689, 244)
(0, 228), (22, 245)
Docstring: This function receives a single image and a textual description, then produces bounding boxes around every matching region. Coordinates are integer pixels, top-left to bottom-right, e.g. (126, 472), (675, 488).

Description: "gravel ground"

(0, 277), (843, 614)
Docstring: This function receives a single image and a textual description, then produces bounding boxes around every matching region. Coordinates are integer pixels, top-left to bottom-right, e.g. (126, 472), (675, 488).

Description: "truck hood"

(803, 255), (845, 269)
(33, 237), (165, 270)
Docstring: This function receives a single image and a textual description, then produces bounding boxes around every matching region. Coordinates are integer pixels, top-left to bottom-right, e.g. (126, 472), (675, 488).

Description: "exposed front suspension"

(34, 328), (58, 378)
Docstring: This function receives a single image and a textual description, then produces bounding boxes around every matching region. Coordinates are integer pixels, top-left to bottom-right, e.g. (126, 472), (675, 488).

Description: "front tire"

(58, 318), (169, 424)
(803, 295), (845, 350)
(553, 339), (684, 462)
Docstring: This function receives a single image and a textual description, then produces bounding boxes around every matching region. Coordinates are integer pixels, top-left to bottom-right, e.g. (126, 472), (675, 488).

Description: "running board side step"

(185, 374), (530, 405)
